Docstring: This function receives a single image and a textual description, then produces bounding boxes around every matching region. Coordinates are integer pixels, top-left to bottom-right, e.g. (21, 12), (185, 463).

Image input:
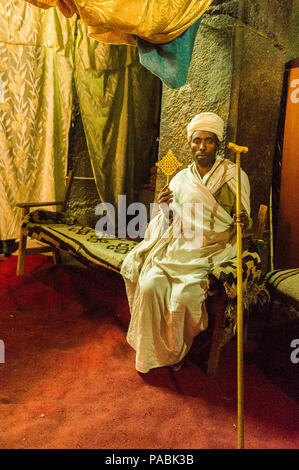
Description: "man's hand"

(157, 185), (173, 220)
(233, 210), (249, 229)
(157, 184), (173, 205)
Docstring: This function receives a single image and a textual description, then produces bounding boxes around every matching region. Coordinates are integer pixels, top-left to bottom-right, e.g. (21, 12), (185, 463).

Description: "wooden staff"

(227, 141), (248, 450)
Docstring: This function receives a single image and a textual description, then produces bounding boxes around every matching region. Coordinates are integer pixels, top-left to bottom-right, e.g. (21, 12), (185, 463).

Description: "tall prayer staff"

(228, 142), (248, 450)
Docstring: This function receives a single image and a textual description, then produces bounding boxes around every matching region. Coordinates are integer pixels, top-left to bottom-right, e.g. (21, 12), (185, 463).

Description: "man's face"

(190, 130), (220, 168)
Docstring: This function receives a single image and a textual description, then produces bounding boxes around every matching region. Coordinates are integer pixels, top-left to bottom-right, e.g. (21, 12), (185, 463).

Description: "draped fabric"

(74, 21), (161, 207)
(0, 2), (161, 240)
(24, 0), (213, 45)
(137, 17), (203, 89)
(0, 1), (75, 240)
(25, 1), (212, 88)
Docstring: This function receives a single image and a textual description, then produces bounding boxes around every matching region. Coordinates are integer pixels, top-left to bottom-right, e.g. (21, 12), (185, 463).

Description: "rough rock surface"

(287, 0), (299, 61)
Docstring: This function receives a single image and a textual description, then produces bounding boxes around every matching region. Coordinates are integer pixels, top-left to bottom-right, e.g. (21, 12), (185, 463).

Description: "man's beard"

(195, 154), (216, 167)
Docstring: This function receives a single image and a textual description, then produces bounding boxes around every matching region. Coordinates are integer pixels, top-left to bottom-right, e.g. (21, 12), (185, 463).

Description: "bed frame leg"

(16, 208), (29, 276)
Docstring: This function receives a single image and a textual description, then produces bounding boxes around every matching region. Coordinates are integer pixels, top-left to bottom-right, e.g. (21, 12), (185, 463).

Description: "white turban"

(187, 112), (224, 142)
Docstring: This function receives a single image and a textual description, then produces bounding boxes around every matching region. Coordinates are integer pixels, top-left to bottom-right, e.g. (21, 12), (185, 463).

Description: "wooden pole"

(236, 148), (244, 450)
(227, 142), (248, 449)
(16, 207), (29, 276)
(270, 185), (274, 271)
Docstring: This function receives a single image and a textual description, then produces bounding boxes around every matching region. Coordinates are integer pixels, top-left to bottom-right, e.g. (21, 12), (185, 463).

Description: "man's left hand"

(233, 210), (249, 229)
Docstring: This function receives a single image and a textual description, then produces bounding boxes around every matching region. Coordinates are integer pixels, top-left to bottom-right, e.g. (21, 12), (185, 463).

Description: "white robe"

(121, 158), (251, 373)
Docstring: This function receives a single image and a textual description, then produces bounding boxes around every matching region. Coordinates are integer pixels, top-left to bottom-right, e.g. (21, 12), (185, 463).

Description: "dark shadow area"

(249, 318), (299, 402)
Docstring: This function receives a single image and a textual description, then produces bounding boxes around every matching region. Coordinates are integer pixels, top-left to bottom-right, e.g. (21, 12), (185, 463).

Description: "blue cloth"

(136, 18), (203, 89)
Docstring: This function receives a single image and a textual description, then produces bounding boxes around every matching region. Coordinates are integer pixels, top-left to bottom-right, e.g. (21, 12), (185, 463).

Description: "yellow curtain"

(25, 0), (213, 45)
(74, 21), (161, 207)
(0, 1), (76, 240)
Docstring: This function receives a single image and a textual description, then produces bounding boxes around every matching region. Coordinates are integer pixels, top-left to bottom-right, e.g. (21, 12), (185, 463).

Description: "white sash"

(121, 158), (250, 282)
(186, 159), (251, 215)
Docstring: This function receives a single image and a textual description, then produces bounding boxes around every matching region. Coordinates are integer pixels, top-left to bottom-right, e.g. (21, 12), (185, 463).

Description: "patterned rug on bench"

(22, 210), (139, 273)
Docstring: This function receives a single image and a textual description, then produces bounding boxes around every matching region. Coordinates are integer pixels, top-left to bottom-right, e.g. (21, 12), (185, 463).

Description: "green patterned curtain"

(0, 3), (161, 242)
(0, 1), (75, 240)
(74, 20), (161, 207)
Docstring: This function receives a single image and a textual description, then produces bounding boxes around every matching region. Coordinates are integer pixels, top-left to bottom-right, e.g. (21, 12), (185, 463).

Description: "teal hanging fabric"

(136, 18), (202, 89)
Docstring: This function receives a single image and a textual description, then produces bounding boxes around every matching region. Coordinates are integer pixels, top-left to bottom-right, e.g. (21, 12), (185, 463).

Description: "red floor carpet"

(0, 256), (298, 449)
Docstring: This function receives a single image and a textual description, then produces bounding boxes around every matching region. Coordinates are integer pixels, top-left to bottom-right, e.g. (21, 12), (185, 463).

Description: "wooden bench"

(264, 269), (299, 320)
(16, 170), (74, 276)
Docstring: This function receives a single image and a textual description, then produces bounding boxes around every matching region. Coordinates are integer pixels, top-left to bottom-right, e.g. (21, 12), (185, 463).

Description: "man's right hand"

(157, 185), (173, 220)
(157, 185), (173, 205)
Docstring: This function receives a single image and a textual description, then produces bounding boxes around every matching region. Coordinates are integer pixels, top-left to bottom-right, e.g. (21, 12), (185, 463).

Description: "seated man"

(121, 112), (251, 373)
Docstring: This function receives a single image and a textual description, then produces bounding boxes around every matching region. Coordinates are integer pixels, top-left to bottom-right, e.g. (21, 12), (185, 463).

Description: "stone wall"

(235, 0), (293, 221)
(287, 0), (299, 61)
